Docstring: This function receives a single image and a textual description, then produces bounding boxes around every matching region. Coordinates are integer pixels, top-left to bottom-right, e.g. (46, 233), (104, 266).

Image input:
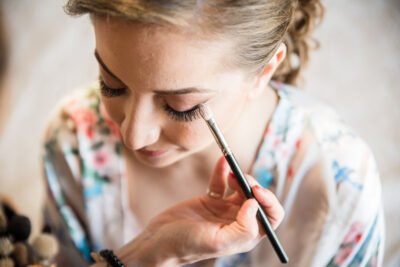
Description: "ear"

(247, 43), (287, 99)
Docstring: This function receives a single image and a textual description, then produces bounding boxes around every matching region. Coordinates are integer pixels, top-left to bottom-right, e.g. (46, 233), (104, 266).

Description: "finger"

(252, 185), (285, 230)
(215, 199), (261, 254)
(228, 173), (259, 194)
(225, 191), (242, 206)
(227, 173), (260, 204)
(235, 198), (259, 234)
(206, 156), (230, 199)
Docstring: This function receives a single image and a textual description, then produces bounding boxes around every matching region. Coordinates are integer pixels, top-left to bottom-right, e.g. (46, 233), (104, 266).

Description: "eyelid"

(99, 79), (127, 97)
(96, 53), (125, 84)
(100, 79), (126, 90)
(98, 70), (126, 88)
(163, 104), (202, 122)
(99, 76), (210, 121)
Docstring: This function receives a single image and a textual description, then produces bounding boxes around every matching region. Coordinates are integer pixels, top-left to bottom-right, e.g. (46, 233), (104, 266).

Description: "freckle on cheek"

(177, 123), (208, 146)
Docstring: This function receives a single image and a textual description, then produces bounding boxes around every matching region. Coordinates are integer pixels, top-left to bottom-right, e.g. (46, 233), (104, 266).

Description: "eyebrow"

(94, 50), (216, 96)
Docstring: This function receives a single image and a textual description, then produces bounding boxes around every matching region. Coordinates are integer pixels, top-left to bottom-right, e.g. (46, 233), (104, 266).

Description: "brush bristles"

(32, 234), (59, 260)
(0, 257), (14, 267)
(198, 104), (213, 121)
(0, 238), (13, 257)
(9, 215), (31, 242)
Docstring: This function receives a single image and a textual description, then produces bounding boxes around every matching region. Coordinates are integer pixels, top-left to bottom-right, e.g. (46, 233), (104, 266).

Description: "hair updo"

(65, 0), (324, 86)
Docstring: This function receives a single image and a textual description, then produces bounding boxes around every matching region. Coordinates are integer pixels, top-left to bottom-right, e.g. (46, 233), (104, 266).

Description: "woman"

(43, 0), (384, 266)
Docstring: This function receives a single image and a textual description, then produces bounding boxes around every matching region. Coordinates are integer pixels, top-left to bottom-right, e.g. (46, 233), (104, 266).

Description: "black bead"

(99, 249), (125, 267)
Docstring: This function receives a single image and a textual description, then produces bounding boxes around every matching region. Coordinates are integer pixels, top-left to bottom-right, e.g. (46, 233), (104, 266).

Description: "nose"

(120, 98), (161, 151)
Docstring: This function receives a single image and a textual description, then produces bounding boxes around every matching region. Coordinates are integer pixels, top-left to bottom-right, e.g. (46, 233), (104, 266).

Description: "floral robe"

(42, 81), (384, 266)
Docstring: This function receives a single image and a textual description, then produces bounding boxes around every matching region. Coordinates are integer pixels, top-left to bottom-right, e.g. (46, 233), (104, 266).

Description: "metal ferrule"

(206, 118), (232, 156)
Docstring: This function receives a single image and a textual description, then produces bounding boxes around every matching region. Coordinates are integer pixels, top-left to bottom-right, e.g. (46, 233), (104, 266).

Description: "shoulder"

(254, 82), (384, 266)
(258, 82), (380, 189)
(289, 85), (379, 191)
(279, 82), (382, 221)
(272, 81), (378, 185)
(42, 84), (126, 255)
(44, 82), (108, 140)
(267, 81), (382, 212)
(42, 82), (122, 182)
(43, 82), (121, 145)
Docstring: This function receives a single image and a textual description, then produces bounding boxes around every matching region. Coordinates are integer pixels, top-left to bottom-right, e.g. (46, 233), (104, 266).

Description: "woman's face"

(93, 17), (257, 168)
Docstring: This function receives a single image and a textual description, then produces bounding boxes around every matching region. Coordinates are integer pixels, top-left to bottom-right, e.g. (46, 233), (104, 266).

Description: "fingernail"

(253, 185), (262, 191)
(229, 172), (235, 178)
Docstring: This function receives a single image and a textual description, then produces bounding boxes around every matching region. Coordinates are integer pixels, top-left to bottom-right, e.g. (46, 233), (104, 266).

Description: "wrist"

(115, 230), (181, 267)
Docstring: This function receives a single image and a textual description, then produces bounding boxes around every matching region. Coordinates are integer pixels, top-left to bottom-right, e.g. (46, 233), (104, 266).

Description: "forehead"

(92, 17), (236, 91)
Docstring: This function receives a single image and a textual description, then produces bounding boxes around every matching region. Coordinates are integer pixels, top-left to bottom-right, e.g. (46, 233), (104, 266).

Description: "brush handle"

(225, 153), (289, 264)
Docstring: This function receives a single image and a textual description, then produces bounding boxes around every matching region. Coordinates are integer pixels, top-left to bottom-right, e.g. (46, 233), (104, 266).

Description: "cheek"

(163, 119), (212, 150)
(163, 94), (247, 151)
(165, 91), (248, 150)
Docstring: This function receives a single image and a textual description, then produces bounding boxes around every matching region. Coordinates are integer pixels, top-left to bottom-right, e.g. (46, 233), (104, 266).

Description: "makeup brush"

(0, 238), (15, 267)
(0, 257), (14, 267)
(0, 209), (6, 235)
(0, 237), (13, 257)
(1, 202), (16, 221)
(11, 242), (31, 267)
(198, 104), (289, 264)
(8, 216), (31, 242)
(32, 233), (59, 266)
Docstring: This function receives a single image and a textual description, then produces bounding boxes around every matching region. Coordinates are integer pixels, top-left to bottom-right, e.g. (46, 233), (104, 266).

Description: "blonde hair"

(65, 0), (324, 86)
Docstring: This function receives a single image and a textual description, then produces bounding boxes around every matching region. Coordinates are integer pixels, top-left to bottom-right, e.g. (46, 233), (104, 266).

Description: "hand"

(116, 157), (285, 266)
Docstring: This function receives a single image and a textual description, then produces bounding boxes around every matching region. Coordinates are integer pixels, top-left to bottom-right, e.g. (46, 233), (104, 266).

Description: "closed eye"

(99, 79), (127, 97)
(163, 104), (202, 122)
(99, 78), (203, 122)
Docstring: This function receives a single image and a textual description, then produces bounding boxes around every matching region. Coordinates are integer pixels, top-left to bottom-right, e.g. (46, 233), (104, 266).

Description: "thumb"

(207, 156), (229, 199)
(217, 199), (260, 251)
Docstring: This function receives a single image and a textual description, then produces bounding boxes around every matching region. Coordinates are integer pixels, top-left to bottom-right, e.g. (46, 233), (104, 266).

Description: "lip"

(137, 148), (169, 158)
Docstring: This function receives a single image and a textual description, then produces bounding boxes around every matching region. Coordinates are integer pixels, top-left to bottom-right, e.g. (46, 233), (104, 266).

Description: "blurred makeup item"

(0, 237), (14, 267)
(0, 257), (14, 267)
(0, 237), (13, 257)
(199, 104), (289, 264)
(0, 209), (6, 234)
(1, 200), (17, 220)
(0, 198), (59, 267)
(8, 215), (31, 242)
(32, 234), (59, 266)
(12, 242), (29, 267)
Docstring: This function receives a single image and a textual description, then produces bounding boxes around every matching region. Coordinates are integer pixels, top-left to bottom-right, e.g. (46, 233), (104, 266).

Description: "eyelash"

(163, 104), (202, 122)
(99, 80), (127, 97)
(99, 79), (202, 122)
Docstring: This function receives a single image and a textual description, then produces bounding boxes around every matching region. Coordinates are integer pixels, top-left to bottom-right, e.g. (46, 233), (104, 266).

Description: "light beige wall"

(0, 0), (97, 235)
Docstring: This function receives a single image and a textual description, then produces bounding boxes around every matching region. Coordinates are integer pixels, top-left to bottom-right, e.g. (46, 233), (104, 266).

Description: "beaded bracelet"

(91, 249), (125, 267)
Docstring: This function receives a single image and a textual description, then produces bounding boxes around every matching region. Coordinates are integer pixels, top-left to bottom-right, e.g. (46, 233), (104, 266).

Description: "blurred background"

(0, 0), (399, 265)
